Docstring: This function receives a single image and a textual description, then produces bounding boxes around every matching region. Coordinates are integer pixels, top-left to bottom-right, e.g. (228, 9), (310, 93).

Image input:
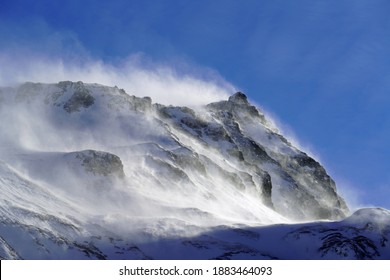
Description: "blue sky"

(1, 0), (389, 210)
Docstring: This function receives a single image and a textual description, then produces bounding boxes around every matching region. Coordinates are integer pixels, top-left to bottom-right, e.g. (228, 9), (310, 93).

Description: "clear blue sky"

(1, 0), (389, 210)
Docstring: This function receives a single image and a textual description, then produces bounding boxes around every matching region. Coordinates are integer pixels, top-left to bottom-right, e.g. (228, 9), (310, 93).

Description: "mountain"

(0, 81), (389, 259)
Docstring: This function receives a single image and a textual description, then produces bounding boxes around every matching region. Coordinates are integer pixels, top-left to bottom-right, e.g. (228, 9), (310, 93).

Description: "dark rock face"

(260, 172), (273, 207)
(157, 92), (348, 220)
(228, 92), (248, 104)
(156, 105), (275, 209)
(73, 150), (125, 178)
(63, 82), (95, 113)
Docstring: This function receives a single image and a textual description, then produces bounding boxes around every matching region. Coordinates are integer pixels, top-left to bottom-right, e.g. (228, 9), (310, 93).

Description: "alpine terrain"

(0, 81), (389, 259)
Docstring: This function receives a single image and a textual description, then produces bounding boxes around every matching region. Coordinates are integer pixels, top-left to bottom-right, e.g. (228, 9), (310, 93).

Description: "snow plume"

(0, 81), (285, 233)
(0, 51), (233, 106)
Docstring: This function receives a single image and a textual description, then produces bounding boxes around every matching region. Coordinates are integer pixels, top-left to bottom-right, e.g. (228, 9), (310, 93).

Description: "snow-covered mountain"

(0, 81), (389, 259)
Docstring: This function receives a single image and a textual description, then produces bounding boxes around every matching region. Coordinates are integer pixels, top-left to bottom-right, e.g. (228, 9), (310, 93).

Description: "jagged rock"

(144, 155), (194, 188)
(152, 91), (348, 219)
(71, 150), (125, 178)
(127, 95), (152, 111)
(62, 81), (95, 112)
(228, 91), (249, 104)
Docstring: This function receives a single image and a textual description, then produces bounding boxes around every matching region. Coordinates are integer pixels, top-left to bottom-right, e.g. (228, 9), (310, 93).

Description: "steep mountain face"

(0, 81), (387, 259)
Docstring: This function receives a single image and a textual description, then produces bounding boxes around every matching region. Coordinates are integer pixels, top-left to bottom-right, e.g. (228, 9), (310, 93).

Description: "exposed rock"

(63, 82), (95, 113)
(72, 150), (125, 178)
(144, 155), (194, 187)
(127, 95), (152, 111)
(319, 232), (379, 259)
(228, 91), (249, 105)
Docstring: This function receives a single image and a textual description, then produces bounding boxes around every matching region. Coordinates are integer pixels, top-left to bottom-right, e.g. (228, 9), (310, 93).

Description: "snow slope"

(0, 81), (388, 259)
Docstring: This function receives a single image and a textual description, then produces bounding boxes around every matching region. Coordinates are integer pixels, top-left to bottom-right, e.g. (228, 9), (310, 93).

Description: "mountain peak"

(2, 81), (372, 260)
(228, 92), (248, 105)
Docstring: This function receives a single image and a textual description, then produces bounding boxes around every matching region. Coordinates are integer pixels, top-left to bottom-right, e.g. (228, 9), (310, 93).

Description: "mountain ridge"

(0, 81), (388, 259)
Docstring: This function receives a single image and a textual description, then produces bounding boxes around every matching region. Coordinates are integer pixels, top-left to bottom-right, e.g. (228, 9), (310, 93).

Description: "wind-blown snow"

(0, 81), (388, 260)
(0, 54), (233, 106)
